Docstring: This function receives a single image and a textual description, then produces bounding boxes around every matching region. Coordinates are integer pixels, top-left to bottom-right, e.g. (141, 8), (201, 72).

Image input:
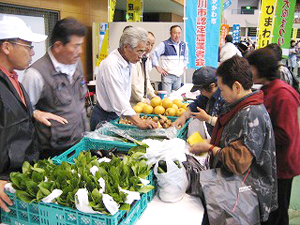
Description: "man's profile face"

(145, 34), (155, 55)
(124, 41), (146, 64)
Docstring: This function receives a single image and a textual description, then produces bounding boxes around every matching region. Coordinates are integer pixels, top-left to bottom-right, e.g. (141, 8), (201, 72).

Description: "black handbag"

(182, 154), (206, 197)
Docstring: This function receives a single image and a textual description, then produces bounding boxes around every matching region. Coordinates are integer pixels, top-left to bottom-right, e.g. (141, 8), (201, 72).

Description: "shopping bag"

(182, 154), (206, 197)
(154, 158), (188, 203)
(200, 168), (260, 225)
(187, 119), (210, 140)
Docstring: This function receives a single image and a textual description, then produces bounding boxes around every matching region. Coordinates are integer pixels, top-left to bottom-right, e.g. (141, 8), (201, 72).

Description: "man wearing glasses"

(22, 17), (88, 159)
(0, 16), (47, 212)
(90, 27), (157, 131)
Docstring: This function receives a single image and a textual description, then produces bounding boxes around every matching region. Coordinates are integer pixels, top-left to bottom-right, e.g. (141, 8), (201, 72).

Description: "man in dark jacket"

(0, 16), (47, 212)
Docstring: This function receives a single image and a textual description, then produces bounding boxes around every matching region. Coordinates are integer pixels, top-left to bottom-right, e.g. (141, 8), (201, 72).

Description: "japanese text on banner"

(186, 0), (221, 68)
(232, 24), (241, 43)
(257, 0), (277, 49)
(195, 0), (207, 67)
(272, 0), (296, 51)
(220, 24), (229, 46)
(127, 0), (143, 22)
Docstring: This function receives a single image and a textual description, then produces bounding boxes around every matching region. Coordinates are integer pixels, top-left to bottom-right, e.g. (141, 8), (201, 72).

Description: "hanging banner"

(219, 24), (229, 46)
(126, 0), (143, 22)
(93, 23), (109, 79)
(257, 0), (277, 49)
(272, 0), (296, 55)
(223, 0), (232, 10)
(186, 0), (222, 68)
(96, 24), (109, 67)
(109, 0), (117, 23)
(232, 24), (241, 43)
(292, 28), (298, 40)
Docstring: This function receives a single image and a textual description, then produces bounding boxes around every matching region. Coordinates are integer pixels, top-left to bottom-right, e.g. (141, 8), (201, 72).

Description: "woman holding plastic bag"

(189, 56), (278, 225)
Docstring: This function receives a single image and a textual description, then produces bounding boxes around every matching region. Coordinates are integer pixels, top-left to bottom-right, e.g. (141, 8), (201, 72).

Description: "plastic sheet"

(92, 122), (178, 142)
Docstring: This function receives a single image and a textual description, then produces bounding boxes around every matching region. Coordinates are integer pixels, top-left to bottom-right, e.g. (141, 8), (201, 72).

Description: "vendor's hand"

(33, 110), (68, 126)
(189, 139), (211, 155)
(137, 119), (158, 130)
(191, 107), (210, 122)
(0, 180), (13, 212)
(155, 66), (168, 76)
(173, 116), (186, 129)
(142, 98), (151, 105)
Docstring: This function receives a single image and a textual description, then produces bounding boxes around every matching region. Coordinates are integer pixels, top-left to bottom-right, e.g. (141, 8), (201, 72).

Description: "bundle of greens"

(9, 146), (153, 214)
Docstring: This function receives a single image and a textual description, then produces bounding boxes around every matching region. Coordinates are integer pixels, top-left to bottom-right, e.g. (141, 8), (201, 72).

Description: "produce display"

(119, 114), (173, 129)
(9, 146), (153, 215)
(133, 97), (189, 117)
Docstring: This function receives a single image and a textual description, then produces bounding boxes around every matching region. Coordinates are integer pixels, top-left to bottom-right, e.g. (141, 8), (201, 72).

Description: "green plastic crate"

(110, 114), (189, 141)
(52, 138), (136, 165)
(0, 192), (147, 225)
(52, 138), (156, 203)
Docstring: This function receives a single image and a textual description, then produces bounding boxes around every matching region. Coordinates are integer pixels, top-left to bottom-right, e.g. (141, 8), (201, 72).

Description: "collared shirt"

(152, 39), (189, 76)
(22, 49), (77, 108)
(189, 89), (225, 134)
(0, 64), (26, 105)
(96, 49), (136, 117)
(130, 57), (156, 106)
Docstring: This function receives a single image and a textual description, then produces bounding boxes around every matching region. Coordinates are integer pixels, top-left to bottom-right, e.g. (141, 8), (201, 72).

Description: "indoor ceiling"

(115, 0), (184, 17)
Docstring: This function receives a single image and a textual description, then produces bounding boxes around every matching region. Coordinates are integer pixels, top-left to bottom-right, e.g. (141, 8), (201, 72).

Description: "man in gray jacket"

(22, 17), (88, 159)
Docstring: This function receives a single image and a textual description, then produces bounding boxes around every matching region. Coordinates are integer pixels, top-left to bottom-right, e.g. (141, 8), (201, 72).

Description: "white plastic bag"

(154, 158), (188, 203)
(187, 118), (210, 139)
(143, 138), (187, 165)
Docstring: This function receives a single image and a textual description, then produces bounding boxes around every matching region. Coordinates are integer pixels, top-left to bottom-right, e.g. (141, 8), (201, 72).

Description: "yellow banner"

(292, 28), (298, 40)
(127, 0), (143, 22)
(96, 29), (109, 67)
(109, 0), (117, 23)
(257, 0), (277, 49)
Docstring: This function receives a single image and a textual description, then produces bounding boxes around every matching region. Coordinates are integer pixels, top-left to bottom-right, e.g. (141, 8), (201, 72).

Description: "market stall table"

(137, 194), (204, 225)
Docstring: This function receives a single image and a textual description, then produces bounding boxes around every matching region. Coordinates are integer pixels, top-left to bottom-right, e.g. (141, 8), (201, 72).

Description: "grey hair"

(119, 27), (148, 49)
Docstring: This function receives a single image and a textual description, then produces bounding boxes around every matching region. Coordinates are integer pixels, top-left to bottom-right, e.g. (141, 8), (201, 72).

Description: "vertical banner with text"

(232, 24), (241, 43)
(109, 0), (117, 23)
(257, 0), (277, 49)
(272, 0), (296, 55)
(219, 24), (229, 46)
(186, 0), (222, 69)
(127, 0), (143, 22)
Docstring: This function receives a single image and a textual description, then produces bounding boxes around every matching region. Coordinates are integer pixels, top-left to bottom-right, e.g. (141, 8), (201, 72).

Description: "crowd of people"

(0, 15), (299, 225)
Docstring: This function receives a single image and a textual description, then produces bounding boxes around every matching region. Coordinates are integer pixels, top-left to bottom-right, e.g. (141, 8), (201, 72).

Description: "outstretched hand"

(191, 107), (210, 122)
(33, 110), (68, 126)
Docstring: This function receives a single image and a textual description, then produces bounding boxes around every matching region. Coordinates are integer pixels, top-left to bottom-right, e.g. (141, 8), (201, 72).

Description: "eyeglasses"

(132, 47), (146, 56)
(9, 41), (34, 50)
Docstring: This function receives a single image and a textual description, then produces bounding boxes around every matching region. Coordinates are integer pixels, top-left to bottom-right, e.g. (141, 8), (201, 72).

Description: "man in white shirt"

(130, 31), (157, 106)
(90, 27), (157, 131)
(219, 35), (242, 63)
(22, 18), (88, 159)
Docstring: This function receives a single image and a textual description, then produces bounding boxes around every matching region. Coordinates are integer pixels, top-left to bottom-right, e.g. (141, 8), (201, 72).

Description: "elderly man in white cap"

(0, 16), (47, 212)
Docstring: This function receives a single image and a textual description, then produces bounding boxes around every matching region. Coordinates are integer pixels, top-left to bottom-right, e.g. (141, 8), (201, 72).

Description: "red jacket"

(261, 79), (300, 179)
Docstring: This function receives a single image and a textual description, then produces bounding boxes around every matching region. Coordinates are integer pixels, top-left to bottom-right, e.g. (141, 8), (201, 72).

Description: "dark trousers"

(261, 178), (293, 225)
(89, 103), (118, 131)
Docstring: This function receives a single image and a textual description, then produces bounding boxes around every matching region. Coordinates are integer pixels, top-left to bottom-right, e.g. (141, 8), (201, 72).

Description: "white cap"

(0, 16), (47, 42)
